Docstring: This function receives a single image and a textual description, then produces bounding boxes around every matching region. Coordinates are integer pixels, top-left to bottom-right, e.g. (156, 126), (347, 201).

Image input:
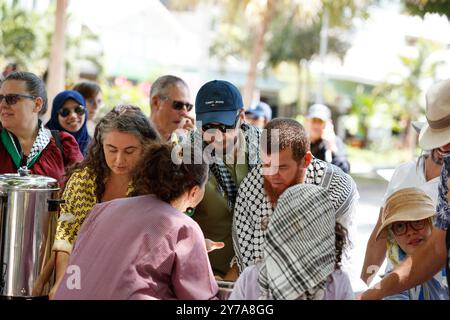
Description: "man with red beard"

(360, 79), (450, 299)
(233, 118), (359, 286)
(361, 79), (450, 286)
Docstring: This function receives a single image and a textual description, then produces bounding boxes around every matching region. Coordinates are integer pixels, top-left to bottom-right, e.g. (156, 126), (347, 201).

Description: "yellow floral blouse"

(52, 167), (132, 254)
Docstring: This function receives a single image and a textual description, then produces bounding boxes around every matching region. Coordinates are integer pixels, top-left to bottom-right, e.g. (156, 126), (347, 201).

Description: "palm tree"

(210, 0), (370, 107)
(44, 0), (69, 124)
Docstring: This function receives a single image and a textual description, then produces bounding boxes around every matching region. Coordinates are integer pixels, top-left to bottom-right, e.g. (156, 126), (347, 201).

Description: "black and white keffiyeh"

(258, 184), (335, 300)
(233, 157), (359, 272)
(191, 123), (261, 211)
(1, 121), (50, 169)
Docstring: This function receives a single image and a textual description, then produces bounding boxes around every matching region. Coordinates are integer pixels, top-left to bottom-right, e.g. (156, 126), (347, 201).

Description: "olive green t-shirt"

(193, 133), (249, 278)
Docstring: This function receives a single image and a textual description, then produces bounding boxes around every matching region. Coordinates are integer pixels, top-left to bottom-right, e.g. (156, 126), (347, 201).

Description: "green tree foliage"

(0, 2), (104, 83)
(0, 1), (50, 72)
(404, 0), (450, 19)
(210, 0), (369, 68)
(352, 38), (445, 148)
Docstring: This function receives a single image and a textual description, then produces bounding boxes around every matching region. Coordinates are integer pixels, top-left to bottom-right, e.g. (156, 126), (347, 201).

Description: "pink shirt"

(54, 195), (219, 300)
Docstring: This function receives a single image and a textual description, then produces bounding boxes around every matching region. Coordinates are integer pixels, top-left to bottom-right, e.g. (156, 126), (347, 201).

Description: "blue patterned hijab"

(46, 90), (90, 156)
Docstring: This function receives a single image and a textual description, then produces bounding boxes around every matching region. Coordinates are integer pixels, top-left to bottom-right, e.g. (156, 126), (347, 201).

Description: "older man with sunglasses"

(191, 80), (262, 280)
(149, 75), (195, 141)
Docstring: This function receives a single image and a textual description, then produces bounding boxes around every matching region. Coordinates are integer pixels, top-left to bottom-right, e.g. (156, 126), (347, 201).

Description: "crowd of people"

(0, 68), (449, 300)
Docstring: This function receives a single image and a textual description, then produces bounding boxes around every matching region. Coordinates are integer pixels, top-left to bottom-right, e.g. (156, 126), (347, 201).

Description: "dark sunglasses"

(160, 95), (193, 112)
(390, 219), (428, 236)
(202, 114), (240, 133)
(58, 105), (85, 117)
(0, 93), (35, 105)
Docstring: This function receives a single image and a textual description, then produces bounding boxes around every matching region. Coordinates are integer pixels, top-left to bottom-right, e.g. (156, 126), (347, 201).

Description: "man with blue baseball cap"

(245, 101), (272, 129)
(193, 80), (262, 280)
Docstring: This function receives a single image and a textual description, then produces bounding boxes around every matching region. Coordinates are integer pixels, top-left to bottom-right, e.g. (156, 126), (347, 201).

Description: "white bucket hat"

(418, 79), (450, 150)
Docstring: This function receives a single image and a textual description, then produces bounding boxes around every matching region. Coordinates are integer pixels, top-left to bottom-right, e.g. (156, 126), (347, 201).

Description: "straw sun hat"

(418, 79), (450, 150)
(375, 187), (436, 240)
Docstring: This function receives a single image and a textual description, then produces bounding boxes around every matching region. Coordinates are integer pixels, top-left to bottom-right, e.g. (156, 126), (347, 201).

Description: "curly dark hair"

(131, 143), (208, 204)
(335, 222), (348, 270)
(65, 105), (160, 201)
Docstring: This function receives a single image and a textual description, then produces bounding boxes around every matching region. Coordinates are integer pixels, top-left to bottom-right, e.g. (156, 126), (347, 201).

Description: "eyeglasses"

(0, 93), (36, 105)
(202, 114), (240, 133)
(390, 219), (428, 236)
(160, 95), (193, 112)
(58, 105), (85, 117)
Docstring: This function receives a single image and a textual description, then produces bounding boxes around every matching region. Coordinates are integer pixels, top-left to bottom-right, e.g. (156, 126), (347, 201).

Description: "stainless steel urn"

(0, 170), (60, 298)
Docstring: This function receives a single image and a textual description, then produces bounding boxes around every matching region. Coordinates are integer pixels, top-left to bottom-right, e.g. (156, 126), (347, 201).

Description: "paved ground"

(350, 173), (390, 289)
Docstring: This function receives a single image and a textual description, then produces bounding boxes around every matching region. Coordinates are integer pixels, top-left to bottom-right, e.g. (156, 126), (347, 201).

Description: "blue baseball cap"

(195, 80), (243, 126)
(245, 101), (272, 121)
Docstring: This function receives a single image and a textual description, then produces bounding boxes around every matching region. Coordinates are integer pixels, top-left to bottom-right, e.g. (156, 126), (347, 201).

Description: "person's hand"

(182, 114), (196, 131)
(321, 120), (338, 153)
(358, 288), (383, 300)
(205, 239), (225, 252)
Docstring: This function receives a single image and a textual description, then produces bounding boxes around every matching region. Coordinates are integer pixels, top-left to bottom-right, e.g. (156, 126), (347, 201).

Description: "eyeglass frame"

(159, 95), (193, 112)
(0, 93), (36, 106)
(389, 218), (429, 237)
(201, 113), (241, 134)
(58, 105), (86, 118)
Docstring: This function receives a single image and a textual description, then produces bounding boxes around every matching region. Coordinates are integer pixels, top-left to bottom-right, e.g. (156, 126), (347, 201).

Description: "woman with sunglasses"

(46, 90), (91, 156)
(0, 71), (83, 182)
(375, 187), (448, 300)
(72, 81), (103, 137)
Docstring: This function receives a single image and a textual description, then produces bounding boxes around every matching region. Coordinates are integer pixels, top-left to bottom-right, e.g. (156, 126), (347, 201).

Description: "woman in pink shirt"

(53, 143), (218, 300)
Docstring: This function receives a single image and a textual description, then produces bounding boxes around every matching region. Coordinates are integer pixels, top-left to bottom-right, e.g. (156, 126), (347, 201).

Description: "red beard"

(263, 167), (305, 206)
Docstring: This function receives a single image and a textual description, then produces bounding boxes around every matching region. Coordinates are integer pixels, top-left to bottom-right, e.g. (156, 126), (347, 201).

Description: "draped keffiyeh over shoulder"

(258, 184), (336, 300)
(233, 157), (359, 272)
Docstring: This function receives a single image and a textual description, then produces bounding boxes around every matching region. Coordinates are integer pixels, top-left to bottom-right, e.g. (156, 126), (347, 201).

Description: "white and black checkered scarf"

(192, 123), (261, 211)
(258, 184), (336, 300)
(233, 157), (359, 272)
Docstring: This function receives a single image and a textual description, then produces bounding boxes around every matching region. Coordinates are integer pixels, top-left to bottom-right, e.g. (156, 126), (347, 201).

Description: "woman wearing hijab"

(46, 90), (91, 156)
(0, 71), (82, 183)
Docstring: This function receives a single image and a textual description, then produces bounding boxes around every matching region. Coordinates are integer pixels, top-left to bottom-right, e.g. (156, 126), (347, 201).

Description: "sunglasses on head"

(202, 114), (240, 133)
(0, 93), (36, 105)
(58, 105), (85, 117)
(160, 95), (193, 112)
(390, 219), (428, 237)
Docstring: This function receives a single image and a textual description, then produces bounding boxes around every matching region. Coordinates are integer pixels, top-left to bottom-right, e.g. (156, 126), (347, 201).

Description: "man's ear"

(238, 109), (245, 121)
(303, 151), (313, 168)
(150, 95), (160, 111)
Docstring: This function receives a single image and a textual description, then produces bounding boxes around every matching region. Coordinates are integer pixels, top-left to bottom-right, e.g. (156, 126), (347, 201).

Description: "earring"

(185, 207), (195, 217)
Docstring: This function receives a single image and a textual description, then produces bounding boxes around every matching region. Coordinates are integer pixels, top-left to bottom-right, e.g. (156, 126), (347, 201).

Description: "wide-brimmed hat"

(418, 79), (450, 150)
(375, 187), (435, 240)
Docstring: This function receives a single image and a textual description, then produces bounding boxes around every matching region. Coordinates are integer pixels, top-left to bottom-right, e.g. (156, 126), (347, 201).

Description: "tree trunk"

(43, 0), (69, 124)
(242, 0), (275, 108)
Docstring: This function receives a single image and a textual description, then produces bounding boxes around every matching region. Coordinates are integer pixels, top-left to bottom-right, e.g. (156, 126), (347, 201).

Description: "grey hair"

(2, 71), (48, 115)
(149, 75), (188, 100)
